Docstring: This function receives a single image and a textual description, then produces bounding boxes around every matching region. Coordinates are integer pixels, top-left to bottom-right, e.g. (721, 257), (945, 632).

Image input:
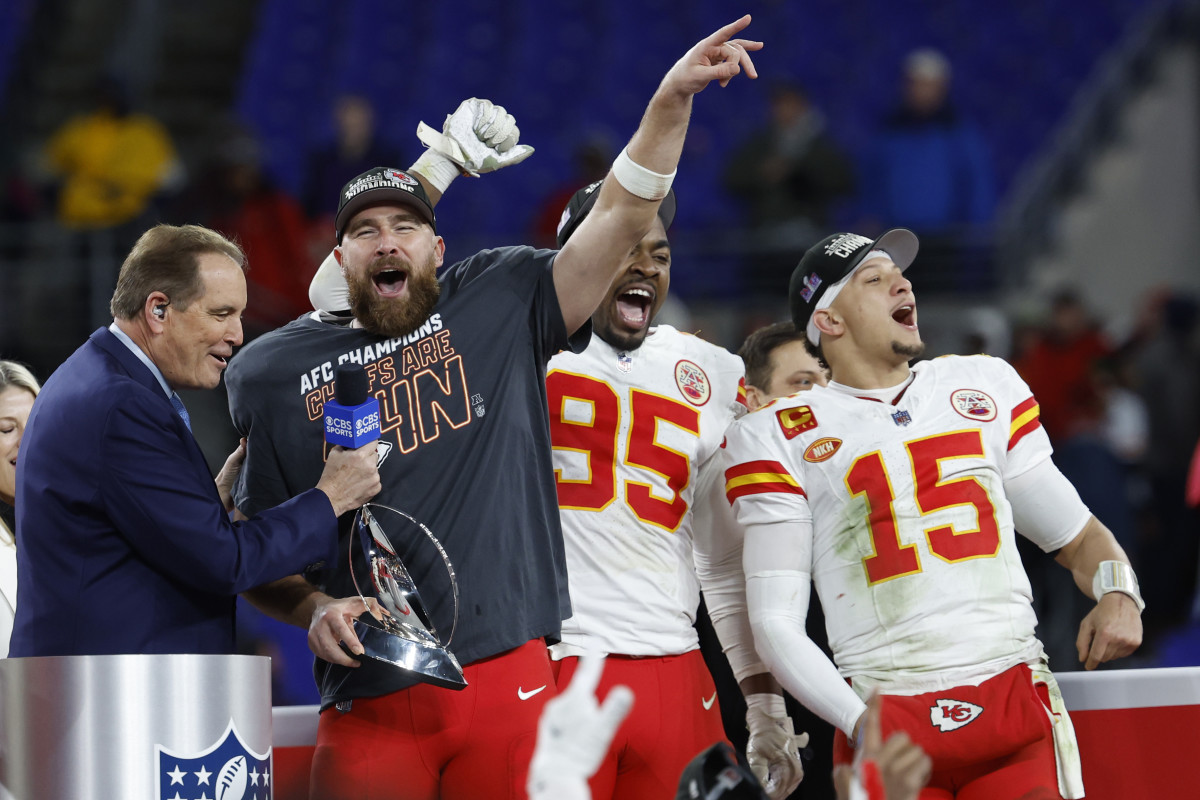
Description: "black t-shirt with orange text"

(227, 245), (588, 709)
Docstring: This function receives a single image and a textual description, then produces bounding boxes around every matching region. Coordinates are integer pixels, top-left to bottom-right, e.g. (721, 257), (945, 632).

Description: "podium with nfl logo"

(0, 654), (274, 799)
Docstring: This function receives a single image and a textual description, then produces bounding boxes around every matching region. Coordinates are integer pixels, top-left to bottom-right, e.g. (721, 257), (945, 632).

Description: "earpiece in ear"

(154, 305), (167, 319)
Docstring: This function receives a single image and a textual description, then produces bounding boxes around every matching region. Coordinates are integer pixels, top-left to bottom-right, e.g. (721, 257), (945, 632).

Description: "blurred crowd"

(0, 46), (1001, 347)
(1008, 287), (1200, 666)
(1, 77), (403, 344)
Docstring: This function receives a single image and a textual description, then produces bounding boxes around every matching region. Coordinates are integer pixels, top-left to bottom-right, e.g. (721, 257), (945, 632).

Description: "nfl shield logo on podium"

(157, 719), (272, 800)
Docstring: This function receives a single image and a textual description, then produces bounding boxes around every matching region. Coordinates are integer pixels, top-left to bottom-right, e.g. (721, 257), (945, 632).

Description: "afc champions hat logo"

(823, 232), (873, 259)
(343, 168), (418, 203)
(675, 360), (711, 406)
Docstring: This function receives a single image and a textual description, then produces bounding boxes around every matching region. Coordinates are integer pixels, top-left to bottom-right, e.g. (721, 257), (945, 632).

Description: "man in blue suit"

(10, 223), (381, 657)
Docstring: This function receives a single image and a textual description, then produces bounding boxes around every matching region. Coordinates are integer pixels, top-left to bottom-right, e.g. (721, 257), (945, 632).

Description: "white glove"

(746, 693), (809, 800)
(416, 97), (534, 178)
(527, 655), (633, 800)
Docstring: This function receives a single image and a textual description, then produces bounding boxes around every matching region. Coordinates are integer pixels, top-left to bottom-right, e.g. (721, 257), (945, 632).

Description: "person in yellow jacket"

(45, 79), (177, 229)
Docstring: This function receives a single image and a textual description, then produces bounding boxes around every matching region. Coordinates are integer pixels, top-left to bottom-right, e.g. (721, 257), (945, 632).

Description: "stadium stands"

(0, 0), (34, 112)
(235, 0), (1147, 256)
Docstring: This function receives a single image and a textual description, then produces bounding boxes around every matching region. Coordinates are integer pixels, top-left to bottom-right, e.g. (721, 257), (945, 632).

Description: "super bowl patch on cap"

(797, 271), (822, 303)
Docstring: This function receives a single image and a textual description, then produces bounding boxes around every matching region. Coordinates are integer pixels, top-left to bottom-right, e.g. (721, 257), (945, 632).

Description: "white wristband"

(1092, 560), (1145, 612)
(410, 149), (461, 195)
(610, 146), (676, 200)
(746, 692), (786, 718)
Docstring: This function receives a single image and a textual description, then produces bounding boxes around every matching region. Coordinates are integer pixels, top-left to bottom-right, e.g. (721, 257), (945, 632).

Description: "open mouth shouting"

(373, 266), (410, 299)
(614, 283), (656, 332)
(891, 301), (918, 332)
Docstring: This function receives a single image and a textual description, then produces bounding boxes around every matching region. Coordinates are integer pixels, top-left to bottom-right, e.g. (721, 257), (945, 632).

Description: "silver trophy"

(348, 503), (467, 689)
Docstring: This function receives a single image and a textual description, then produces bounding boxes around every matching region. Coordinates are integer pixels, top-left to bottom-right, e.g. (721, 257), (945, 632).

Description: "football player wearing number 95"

(230, 17), (762, 800)
(722, 229), (1143, 800)
(544, 182), (747, 800)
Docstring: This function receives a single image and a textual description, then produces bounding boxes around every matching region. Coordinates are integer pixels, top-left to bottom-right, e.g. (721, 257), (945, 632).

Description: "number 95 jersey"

(724, 355), (1081, 693)
(548, 325), (746, 657)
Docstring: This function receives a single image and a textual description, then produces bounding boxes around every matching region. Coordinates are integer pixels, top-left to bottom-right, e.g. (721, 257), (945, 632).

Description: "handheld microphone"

(324, 364), (382, 449)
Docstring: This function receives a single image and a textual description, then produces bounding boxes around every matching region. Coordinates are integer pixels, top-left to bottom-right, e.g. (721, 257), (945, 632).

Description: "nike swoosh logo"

(702, 692), (717, 710)
(517, 685), (547, 701)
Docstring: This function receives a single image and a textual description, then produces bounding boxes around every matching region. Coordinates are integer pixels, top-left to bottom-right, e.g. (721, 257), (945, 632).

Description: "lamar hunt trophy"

(349, 502), (467, 689)
(324, 362), (466, 689)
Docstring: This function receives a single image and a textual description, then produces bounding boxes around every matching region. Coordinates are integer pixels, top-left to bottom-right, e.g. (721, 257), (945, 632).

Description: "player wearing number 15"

(723, 229), (1143, 800)
(545, 183), (743, 800)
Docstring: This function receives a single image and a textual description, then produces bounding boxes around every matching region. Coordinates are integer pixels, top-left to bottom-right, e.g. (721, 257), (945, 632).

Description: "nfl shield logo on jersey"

(891, 409), (912, 427)
(930, 698), (984, 732)
(618, 351), (633, 373)
(157, 720), (272, 800)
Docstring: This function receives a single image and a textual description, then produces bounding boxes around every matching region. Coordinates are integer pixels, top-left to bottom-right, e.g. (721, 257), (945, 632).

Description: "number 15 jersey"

(724, 355), (1086, 694)
(548, 326), (745, 658)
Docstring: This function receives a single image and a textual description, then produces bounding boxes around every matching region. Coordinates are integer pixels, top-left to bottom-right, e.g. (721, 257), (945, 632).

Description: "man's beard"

(892, 340), (925, 360)
(346, 254), (441, 338)
(595, 324), (649, 354)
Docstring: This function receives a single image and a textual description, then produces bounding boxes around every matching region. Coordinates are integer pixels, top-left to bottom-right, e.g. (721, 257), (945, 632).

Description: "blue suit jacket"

(10, 328), (338, 656)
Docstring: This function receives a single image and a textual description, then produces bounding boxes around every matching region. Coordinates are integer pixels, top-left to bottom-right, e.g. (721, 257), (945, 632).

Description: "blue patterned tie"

(170, 393), (192, 432)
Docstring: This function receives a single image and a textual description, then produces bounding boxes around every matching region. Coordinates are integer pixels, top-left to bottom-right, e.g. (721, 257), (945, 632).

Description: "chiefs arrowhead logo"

(777, 405), (817, 440)
(930, 698), (984, 732)
(386, 169), (418, 186)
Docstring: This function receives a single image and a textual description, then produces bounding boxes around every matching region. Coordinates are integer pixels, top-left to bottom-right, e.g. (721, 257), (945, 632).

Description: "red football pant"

(833, 664), (1063, 800)
(553, 649), (729, 800)
(309, 638), (557, 800)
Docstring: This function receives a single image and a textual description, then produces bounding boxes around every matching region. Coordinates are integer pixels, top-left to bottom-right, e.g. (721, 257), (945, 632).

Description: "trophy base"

(352, 618), (468, 690)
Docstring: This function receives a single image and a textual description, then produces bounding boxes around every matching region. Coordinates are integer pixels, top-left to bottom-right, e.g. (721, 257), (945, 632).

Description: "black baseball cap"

(555, 180), (677, 248)
(788, 228), (919, 338)
(335, 167), (437, 243)
(675, 742), (767, 800)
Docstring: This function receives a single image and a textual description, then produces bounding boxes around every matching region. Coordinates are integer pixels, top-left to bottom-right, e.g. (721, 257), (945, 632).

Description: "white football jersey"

(725, 355), (1081, 693)
(548, 325), (745, 657)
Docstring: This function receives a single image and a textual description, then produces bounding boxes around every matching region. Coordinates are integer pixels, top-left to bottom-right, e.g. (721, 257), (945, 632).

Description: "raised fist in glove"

(417, 97), (534, 176)
(746, 693), (809, 800)
(527, 655), (633, 800)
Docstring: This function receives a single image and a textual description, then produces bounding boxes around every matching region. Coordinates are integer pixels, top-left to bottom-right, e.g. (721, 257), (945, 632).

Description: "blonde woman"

(0, 360), (39, 657)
